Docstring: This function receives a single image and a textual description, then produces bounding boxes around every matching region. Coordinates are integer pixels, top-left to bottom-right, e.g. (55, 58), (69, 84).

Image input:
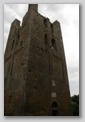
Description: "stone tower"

(4, 4), (71, 116)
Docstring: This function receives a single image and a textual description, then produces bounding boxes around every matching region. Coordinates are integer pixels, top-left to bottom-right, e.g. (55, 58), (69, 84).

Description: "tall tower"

(4, 4), (71, 116)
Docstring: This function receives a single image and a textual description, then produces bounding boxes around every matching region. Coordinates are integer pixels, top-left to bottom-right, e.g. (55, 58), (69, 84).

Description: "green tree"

(71, 95), (79, 116)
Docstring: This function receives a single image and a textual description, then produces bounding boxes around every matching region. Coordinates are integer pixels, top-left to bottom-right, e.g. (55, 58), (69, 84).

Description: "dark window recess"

(11, 39), (15, 50)
(18, 34), (20, 39)
(45, 34), (47, 45)
(52, 38), (57, 51)
(10, 64), (13, 75)
(16, 34), (20, 46)
(41, 47), (43, 52)
(44, 18), (47, 27)
(51, 24), (53, 32)
(29, 69), (31, 72)
(16, 34), (20, 45)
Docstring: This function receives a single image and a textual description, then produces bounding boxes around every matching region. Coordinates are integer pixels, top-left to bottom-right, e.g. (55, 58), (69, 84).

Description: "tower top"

(28, 4), (38, 12)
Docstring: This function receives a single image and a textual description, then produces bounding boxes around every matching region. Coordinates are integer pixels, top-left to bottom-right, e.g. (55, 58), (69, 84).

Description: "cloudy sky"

(4, 4), (79, 96)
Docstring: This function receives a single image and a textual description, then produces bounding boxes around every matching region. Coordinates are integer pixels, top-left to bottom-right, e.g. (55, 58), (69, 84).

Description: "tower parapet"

(28, 4), (38, 12)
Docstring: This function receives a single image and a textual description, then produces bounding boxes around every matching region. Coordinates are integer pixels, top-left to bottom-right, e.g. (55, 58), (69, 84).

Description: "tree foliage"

(71, 95), (79, 116)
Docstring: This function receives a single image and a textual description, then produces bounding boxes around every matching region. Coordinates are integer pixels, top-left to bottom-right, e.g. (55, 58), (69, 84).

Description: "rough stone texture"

(4, 4), (71, 116)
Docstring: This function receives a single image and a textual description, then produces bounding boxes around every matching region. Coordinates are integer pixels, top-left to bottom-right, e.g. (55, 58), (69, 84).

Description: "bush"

(71, 95), (79, 116)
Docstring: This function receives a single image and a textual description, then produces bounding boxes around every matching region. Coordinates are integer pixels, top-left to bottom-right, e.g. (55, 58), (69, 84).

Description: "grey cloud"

(39, 4), (69, 24)
(4, 5), (21, 23)
(68, 67), (79, 75)
(45, 4), (66, 13)
(69, 81), (79, 96)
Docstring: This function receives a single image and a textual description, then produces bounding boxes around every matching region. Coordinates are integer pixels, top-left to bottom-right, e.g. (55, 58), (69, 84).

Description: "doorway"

(52, 102), (58, 116)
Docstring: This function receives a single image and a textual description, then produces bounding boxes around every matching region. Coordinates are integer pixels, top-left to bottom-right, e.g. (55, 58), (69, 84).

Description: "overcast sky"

(4, 4), (79, 96)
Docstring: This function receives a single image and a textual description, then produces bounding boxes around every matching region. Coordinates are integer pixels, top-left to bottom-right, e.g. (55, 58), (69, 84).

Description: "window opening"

(44, 18), (47, 27)
(51, 23), (53, 32)
(52, 38), (57, 50)
(45, 34), (47, 45)
(29, 69), (31, 72)
(52, 80), (56, 86)
(11, 39), (14, 50)
(52, 93), (56, 97)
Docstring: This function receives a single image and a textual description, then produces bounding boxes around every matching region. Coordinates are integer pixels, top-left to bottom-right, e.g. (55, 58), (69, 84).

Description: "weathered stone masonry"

(4, 4), (71, 116)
